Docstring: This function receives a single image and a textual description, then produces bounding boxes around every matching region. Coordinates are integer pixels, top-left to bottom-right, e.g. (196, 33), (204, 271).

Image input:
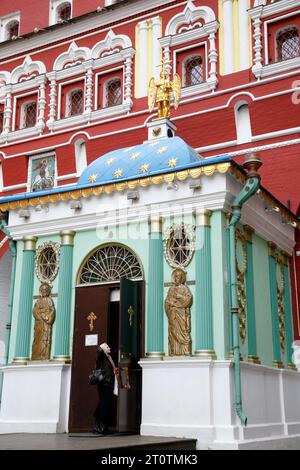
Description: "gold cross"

(128, 306), (135, 327)
(87, 312), (97, 332)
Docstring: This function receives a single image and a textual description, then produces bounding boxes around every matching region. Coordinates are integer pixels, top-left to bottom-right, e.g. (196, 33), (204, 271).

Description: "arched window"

(277, 27), (300, 62)
(105, 78), (122, 108)
(67, 89), (83, 117)
(22, 101), (37, 129)
(234, 102), (252, 144)
(74, 139), (87, 176)
(56, 2), (72, 22)
(78, 244), (143, 285)
(6, 20), (19, 40)
(184, 56), (203, 87)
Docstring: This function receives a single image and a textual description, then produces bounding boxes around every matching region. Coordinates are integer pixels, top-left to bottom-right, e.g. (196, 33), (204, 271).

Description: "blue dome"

(78, 136), (201, 186)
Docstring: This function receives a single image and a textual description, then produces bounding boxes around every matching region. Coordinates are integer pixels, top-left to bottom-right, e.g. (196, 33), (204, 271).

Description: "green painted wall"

(252, 234), (273, 366)
(211, 211), (228, 360)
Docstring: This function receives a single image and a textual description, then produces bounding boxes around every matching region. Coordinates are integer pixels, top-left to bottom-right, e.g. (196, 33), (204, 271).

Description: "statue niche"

(31, 283), (56, 361)
(165, 268), (193, 356)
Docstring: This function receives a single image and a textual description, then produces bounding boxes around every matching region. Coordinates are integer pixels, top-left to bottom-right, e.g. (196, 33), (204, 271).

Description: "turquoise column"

(13, 236), (37, 363)
(283, 256), (296, 369)
(146, 216), (164, 358)
(226, 213), (233, 358)
(244, 226), (260, 364)
(194, 210), (216, 358)
(268, 242), (283, 368)
(53, 231), (75, 362)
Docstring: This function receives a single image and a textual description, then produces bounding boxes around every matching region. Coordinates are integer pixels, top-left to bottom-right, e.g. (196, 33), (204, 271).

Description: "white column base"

(0, 363), (71, 434)
(140, 359), (300, 449)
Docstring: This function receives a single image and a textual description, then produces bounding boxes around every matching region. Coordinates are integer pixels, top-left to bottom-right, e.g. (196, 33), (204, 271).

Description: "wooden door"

(69, 285), (110, 433)
(118, 279), (144, 433)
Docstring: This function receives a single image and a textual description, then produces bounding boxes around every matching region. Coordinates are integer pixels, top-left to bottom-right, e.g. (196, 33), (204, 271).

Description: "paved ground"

(0, 433), (196, 450)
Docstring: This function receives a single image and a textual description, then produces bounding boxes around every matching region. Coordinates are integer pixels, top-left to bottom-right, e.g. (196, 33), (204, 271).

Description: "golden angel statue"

(148, 61), (181, 119)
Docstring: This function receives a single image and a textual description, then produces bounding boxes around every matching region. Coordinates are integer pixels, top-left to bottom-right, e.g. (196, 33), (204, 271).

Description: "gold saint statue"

(165, 268), (193, 356)
(148, 60), (181, 119)
(31, 283), (56, 361)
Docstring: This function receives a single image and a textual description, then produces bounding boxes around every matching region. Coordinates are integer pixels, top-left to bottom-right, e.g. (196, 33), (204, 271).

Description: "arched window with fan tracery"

(78, 244), (143, 285)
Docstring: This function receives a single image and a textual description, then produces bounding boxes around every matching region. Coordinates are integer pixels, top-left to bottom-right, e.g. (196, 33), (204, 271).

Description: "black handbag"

(89, 368), (105, 385)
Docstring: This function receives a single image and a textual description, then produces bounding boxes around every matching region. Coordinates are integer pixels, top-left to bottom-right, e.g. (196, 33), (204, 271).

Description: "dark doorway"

(68, 281), (144, 434)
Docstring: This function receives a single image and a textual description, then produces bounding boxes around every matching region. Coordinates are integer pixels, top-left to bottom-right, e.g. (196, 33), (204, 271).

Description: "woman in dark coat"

(93, 343), (116, 435)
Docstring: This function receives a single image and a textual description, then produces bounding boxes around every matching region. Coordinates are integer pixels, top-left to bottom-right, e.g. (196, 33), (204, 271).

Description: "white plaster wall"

(0, 363), (71, 433)
(140, 359), (300, 449)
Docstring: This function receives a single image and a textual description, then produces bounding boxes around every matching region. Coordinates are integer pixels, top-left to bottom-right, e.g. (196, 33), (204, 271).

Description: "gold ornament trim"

(0, 163), (232, 213)
(236, 228), (248, 344)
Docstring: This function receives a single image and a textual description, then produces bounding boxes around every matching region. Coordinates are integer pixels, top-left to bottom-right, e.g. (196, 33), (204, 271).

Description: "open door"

(69, 285), (110, 433)
(118, 278), (144, 433)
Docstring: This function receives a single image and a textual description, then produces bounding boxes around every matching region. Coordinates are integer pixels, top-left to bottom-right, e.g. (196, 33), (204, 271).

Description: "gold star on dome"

(139, 163), (150, 174)
(130, 152), (140, 160)
(88, 174), (98, 183)
(158, 146), (168, 154)
(114, 168), (123, 178)
(124, 147), (135, 153)
(106, 158), (115, 166)
(168, 158), (177, 168)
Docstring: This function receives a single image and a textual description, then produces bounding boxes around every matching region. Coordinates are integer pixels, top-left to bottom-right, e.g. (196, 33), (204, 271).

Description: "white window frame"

(49, 0), (73, 26)
(12, 91), (38, 132)
(103, 77), (122, 109)
(234, 101), (252, 145)
(27, 152), (57, 193)
(249, 1), (300, 78)
(173, 42), (209, 97)
(21, 100), (38, 130)
(57, 77), (85, 120)
(94, 66), (124, 110)
(0, 11), (20, 43)
(74, 139), (87, 177)
(66, 87), (84, 118)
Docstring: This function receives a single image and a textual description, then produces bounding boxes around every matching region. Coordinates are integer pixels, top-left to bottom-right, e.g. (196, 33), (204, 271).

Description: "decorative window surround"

(0, 11), (20, 43)
(0, 0), (175, 60)
(159, 21), (219, 94)
(47, 40), (135, 130)
(49, 0), (73, 26)
(249, 0), (300, 79)
(173, 42), (209, 98)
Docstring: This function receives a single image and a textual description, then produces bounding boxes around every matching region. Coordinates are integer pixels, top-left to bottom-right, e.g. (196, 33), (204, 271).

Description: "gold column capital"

(268, 241), (277, 258)
(148, 215), (163, 234)
(194, 209), (212, 227)
(60, 230), (76, 246)
(23, 236), (37, 251)
(280, 250), (290, 266)
(243, 225), (255, 243)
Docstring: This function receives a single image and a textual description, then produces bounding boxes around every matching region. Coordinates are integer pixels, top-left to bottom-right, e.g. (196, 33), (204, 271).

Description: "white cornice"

(159, 21), (219, 48)
(0, 0), (179, 61)
(253, 56), (300, 80)
(249, 0), (300, 19)
(48, 101), (131, 131)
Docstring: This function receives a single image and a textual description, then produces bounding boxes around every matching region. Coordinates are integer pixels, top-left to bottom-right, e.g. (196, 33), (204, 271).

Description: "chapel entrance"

(68, 244), (144, 434)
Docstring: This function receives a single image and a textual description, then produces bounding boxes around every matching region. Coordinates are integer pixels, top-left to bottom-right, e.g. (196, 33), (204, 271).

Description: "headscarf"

(99, 343), (118, 396)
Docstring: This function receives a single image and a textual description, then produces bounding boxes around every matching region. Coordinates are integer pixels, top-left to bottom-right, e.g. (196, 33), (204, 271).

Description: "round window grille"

(164, 223), (195, 268)
(35, 242), (60, 283)
(79, 244), (143, 285)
